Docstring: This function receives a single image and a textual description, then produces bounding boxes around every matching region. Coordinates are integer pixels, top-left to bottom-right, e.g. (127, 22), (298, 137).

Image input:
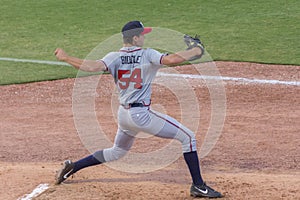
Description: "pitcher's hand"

(54, 48), (68, 61)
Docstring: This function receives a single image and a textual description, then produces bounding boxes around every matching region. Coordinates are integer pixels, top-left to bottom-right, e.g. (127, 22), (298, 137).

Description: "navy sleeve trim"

(160, 55), (165, 65)
(98, 60), (108, 71)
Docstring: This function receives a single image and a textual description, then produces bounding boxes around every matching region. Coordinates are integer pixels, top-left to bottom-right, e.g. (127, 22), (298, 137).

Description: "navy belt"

(122, 103), (148, 109)
(129, 103), (145, 107)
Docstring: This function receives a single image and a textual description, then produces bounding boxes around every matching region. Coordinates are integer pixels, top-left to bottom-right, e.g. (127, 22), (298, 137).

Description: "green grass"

(0, 62), (77, 85)
(0, 0), (299, 85)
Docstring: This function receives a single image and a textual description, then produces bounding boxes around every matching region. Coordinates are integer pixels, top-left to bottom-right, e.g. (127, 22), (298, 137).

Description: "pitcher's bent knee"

(103, 145), (128, 162)
(177, 132), (197, 153)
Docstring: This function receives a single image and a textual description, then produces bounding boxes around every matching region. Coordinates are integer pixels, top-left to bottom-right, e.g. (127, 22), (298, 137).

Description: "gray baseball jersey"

(97, 45), (196, 162)
(101, 46), (164, 106)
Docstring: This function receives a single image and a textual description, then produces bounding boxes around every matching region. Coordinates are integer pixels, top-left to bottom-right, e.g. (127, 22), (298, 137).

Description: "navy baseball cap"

(121, 21), (152, 37)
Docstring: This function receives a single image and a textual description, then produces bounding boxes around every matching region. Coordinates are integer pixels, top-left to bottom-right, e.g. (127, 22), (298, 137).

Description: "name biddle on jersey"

(101, 46), (165, 106)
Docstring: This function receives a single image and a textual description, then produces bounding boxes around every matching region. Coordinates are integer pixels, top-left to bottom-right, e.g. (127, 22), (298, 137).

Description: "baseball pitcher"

(54, 20), (222, 198)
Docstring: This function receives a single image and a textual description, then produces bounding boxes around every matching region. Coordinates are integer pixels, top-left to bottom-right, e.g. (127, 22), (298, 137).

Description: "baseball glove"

(184, 34), (205, 61)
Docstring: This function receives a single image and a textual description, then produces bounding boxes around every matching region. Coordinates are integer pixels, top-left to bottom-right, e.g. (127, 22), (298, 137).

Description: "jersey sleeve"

(99, 52), (119, 77)
(145, 48), (165, 66)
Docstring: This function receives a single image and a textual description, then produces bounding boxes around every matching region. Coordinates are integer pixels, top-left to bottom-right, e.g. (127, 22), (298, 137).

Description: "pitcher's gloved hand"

(184, 34), (205, 60)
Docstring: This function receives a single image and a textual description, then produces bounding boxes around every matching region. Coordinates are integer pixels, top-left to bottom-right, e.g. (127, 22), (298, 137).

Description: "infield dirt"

(0, 62), (299, 200)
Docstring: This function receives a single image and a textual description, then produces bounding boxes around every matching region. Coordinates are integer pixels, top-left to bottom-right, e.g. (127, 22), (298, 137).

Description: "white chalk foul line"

(1, 57), (299, 86)
(157, 72), (300, 86)
(18, 183), (49, 200)
(0, 57), (71, 66)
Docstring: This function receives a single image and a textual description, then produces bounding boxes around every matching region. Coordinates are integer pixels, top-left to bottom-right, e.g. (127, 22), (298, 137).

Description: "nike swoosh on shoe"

(63, 169), (73, 179)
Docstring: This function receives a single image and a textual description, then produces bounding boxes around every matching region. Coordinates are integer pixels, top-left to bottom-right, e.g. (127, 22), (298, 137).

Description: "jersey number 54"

(118, 68), (142, 89)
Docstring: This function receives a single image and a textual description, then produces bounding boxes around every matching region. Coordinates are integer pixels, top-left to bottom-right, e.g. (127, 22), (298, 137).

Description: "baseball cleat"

(190, 183), (222, 198)
(55, 160), (75, 185)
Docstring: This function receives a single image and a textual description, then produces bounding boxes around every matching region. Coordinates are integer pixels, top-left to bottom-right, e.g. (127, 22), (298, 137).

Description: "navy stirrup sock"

(73, 150), (105, 173)
(183, 151), (204, 186)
